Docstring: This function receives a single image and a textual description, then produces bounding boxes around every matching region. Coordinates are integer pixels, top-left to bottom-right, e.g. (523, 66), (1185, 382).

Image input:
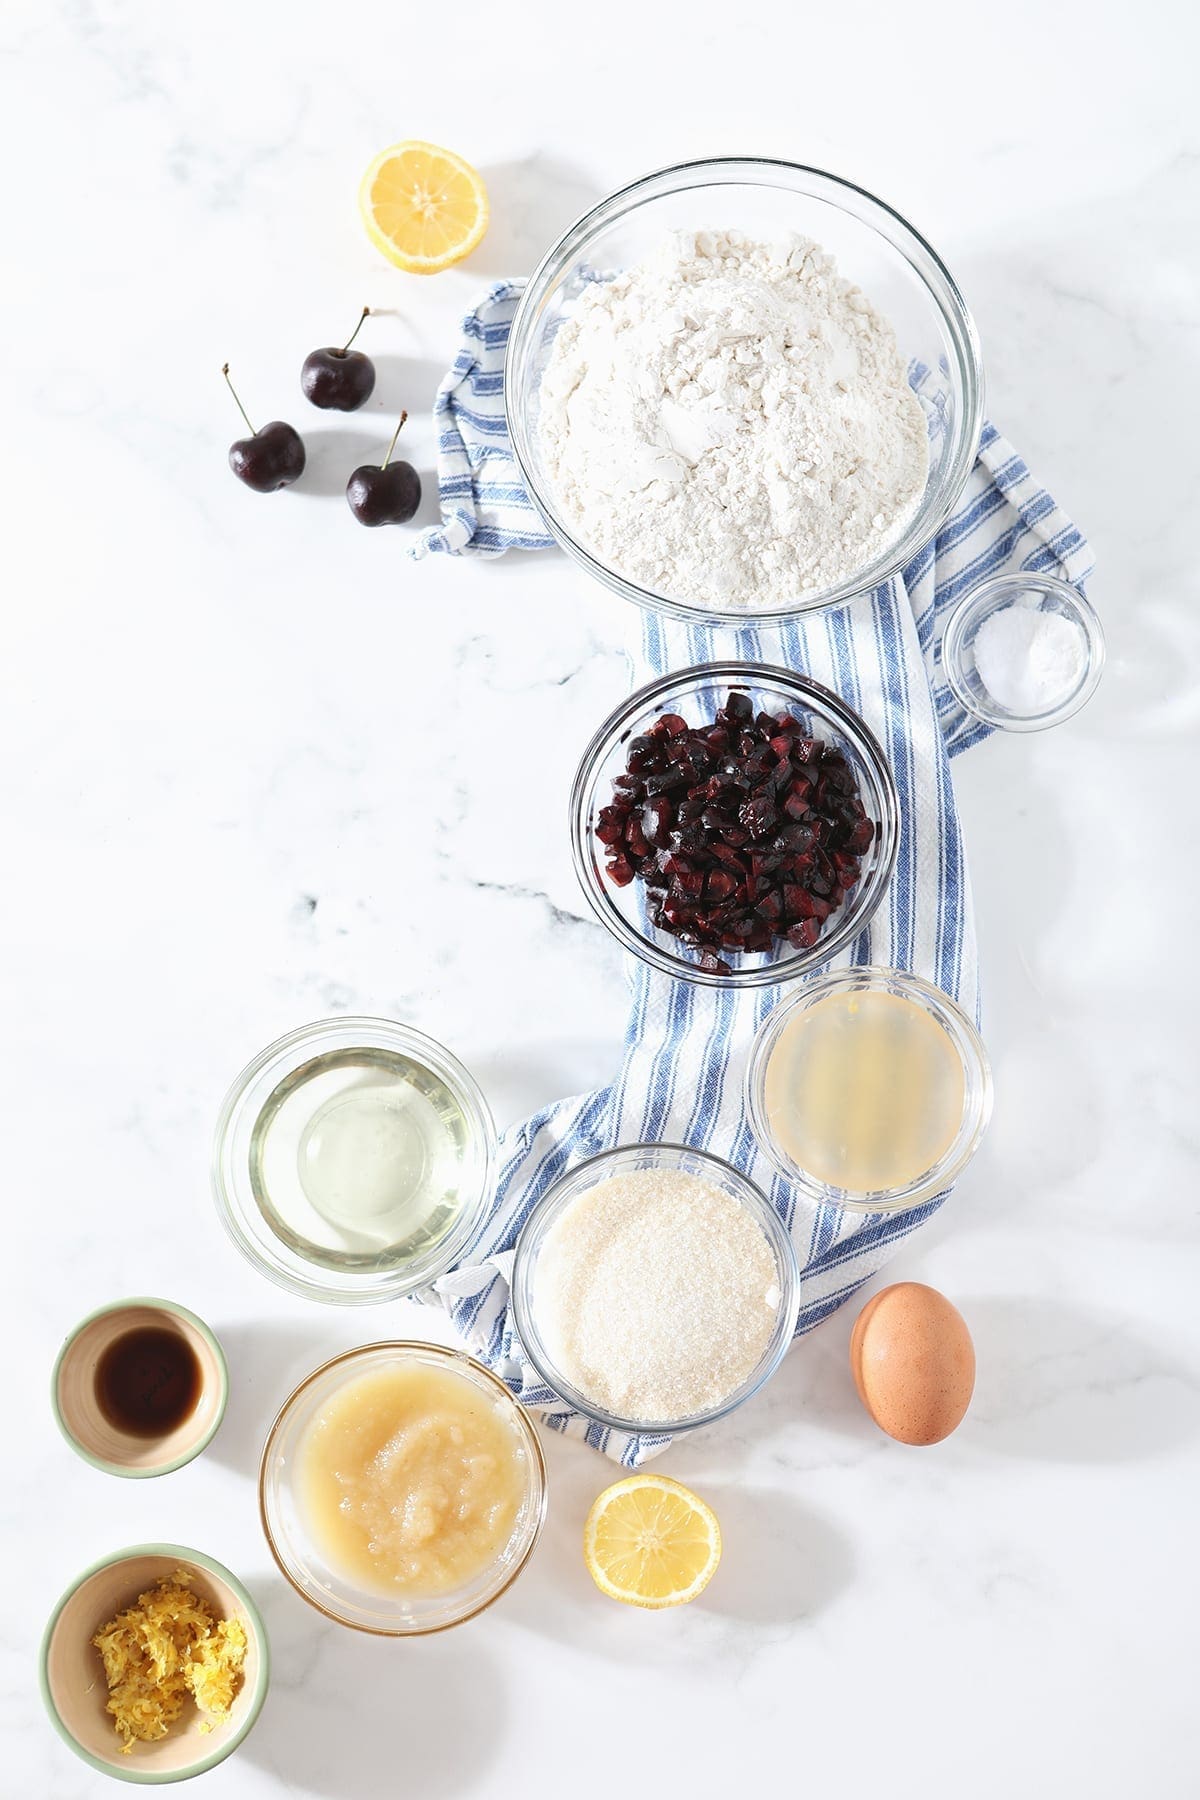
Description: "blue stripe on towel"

(416, 279), (1095, 1465)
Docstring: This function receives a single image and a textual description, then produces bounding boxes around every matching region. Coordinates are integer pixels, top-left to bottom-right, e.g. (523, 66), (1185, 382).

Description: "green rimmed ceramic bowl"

(40, 1544), (270, 1784)
(51, 1299), (228, 1478)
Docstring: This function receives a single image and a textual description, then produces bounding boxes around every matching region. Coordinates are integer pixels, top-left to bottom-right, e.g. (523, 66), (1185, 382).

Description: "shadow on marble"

(500, 1456), (851, 1654)
(208, 1319), (352, 1480)
(693, 1485), (853, 1625)
(244, 1576), (508, 1798)
(295, 424), (402, 500)
(469, 1039), (617, 1135)
(966, 1296), (1200, 1463)
(952, 162), (1198, 707)
(463, 155), (604, 281)
(957, 752), (1082, 1012)
(294, 373), (443, 511)
(498, 1365), (860, 1661)
(366, 352), (447, 415)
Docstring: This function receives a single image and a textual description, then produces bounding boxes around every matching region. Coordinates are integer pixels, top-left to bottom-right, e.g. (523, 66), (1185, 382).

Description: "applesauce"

(295, 1361), (530, 1598)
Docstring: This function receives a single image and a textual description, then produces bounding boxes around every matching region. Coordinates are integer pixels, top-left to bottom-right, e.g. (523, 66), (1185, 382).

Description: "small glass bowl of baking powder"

(507, 157), (983, 626)
(942, 572), (1105, 732)
(511, 1143), (801, 1438)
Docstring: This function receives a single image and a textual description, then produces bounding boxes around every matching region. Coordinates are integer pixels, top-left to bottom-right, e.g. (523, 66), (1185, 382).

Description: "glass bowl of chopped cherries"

(506, 157), (984, 626)
(570, 662), (899, 987)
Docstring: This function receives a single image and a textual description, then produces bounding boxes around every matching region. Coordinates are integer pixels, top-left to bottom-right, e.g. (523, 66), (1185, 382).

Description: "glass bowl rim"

(942, 571), (1107, 733)
(569, 660), (900, 988)
(506, 154), (985, 627)
(258, 1339), (548, 1637)
(211, 1016), (498, 1305)
(744, 964), (993, 1211)
(510, 1140), (801, 1435)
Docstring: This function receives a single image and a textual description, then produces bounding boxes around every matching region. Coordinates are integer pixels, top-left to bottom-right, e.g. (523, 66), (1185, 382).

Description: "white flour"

(539, 229), (930, 610)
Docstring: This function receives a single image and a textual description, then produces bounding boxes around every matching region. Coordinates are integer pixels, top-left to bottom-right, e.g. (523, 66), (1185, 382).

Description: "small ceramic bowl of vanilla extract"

(52, 1298), (228, 1478)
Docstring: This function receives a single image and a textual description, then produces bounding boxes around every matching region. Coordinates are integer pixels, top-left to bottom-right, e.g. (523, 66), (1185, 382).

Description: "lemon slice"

(359, 141), (489, 274)
(584, 1475), (721, 1609)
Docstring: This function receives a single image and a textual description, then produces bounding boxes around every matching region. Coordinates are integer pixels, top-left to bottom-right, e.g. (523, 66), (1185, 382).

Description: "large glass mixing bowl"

(506, 158), (984, 626)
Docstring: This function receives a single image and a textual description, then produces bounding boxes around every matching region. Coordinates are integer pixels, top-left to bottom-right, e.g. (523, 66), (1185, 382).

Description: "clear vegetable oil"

(763, 989), (965, 1192)
(249, 1046), (472, 1273)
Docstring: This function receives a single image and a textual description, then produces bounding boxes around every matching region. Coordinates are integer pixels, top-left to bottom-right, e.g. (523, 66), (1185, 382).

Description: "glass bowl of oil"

(745, 967), (992, 1212)
(212, 1018), (498, 1304)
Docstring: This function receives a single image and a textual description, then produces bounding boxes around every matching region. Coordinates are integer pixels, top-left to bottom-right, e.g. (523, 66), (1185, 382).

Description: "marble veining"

(3, 3), (1198, 1796)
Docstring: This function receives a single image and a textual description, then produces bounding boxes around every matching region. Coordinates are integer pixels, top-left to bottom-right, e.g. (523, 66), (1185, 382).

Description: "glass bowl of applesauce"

(259, 1343), (547, 1635)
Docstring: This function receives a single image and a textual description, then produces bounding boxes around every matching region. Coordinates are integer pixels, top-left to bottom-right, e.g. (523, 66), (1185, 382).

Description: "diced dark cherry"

(739, 795), (778, 838)
(783, 884), (816, 919)
(642, 796), (675, 847)
(596, 690), (873, 968)
(698, 949), (733, 976)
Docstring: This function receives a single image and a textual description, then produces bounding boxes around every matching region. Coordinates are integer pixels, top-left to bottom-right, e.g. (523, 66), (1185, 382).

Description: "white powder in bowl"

(532, 1166), (782, 1422)
(972, 603), (1088, 715)
(538, 229), (930, 610)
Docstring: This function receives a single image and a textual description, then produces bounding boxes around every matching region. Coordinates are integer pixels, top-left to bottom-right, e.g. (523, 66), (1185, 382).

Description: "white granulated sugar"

(534, 1167), (782, 1423)
(539, 229), (930, 610)
(972, 602), (1088, 714)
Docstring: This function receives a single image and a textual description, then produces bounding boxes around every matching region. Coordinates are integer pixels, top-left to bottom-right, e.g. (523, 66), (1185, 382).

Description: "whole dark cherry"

(301, 306), (376, 411)
(222, 364), (305, 492)
(346, 412), (421, 526)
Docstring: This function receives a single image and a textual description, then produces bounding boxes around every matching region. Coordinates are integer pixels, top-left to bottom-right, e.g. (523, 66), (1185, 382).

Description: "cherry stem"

(221, 363), (256, 436)
(380, 410), (408, 471)
(340, 306), (370, 354)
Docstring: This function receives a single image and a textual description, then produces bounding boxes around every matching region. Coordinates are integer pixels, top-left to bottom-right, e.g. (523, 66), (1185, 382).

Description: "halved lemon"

(584, 1475), (722, 1609)
(359, 140), (489, 274)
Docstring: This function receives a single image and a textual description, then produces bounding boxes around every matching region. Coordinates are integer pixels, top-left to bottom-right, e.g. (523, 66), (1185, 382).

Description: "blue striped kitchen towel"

(411, 282), (556, 557)
(418, 282), (1095, 1466)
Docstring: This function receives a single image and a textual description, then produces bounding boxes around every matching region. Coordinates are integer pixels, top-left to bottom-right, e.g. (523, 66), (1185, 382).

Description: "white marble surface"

(4, 2), (1199, 1794)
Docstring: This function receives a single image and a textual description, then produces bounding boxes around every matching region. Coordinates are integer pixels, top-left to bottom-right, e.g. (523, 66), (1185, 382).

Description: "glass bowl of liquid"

(212, 1018), (498, 1304)
(51, 1298), (228, 1479)
(259, 1342), (547, 1635)
(506, 157), (983, 626)
(745, 966), (993, 1211)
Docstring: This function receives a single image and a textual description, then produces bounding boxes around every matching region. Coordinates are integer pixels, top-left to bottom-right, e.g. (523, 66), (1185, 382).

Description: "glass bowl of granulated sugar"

(510, 1143), (800, 1436)
(506, 158), (984, 626)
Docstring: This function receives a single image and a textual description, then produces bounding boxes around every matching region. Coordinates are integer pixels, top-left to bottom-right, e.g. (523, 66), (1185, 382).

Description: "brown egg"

(849, 1282), (975, 1445)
